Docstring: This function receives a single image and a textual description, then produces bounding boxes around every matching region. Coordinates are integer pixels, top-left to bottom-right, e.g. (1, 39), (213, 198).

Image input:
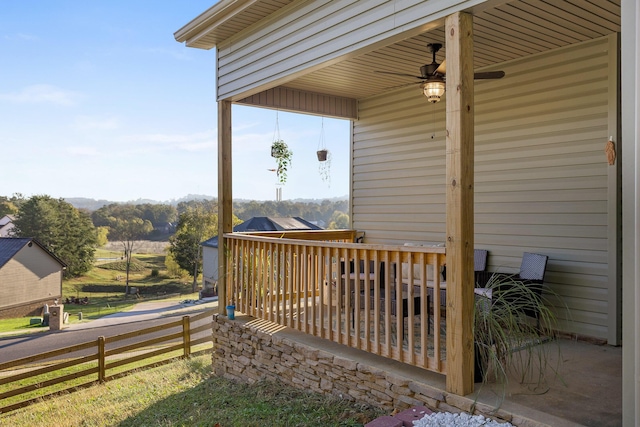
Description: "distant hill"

(65, 194), (347, 211)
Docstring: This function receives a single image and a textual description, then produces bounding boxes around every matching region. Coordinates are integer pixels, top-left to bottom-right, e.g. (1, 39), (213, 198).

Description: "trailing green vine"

(271, 139), (292, 184)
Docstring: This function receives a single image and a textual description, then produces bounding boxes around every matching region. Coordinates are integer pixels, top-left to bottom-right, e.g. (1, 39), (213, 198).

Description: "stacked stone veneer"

(211, 315), (530, 426)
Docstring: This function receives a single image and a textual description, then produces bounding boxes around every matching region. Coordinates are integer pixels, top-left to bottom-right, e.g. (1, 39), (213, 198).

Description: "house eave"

(174, 0), (261, 49)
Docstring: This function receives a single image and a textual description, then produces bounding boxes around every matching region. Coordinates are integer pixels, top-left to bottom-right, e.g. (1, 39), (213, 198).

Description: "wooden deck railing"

(224, 231), (447, 374)
(0, 310), (214, 414)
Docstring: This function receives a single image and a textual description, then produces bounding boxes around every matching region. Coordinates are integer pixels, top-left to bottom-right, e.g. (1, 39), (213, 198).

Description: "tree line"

(1, 195), (349, 289)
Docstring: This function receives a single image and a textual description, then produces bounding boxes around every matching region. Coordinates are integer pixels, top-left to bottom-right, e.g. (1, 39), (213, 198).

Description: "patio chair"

(492, 252), (549, 322)
(433, 248), (490, 307)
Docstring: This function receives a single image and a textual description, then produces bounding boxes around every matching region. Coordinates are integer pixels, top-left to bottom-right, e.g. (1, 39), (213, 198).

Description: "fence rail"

(224, 231), (447, 374)
(0, 309), (215, 414)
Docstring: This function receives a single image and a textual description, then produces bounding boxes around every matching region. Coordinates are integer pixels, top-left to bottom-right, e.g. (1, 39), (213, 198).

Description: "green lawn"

(0, 354), (386, 426)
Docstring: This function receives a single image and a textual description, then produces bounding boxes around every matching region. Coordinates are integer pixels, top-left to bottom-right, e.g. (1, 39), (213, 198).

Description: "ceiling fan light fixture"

(421, 80), (445, 103)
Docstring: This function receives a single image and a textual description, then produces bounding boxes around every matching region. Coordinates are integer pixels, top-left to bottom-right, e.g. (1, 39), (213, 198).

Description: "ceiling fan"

(376, 43), (505, 103)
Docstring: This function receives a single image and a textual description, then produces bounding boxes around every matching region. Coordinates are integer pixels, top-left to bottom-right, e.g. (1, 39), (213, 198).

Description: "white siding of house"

(215, 0), (488, 101)
(202, 245), (219, 286)
(353, 35), (618, 341)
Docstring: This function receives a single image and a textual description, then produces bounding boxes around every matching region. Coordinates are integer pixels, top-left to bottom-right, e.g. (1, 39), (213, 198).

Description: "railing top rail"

(229, 229), (356, 241)
(224, 232), (446, 253)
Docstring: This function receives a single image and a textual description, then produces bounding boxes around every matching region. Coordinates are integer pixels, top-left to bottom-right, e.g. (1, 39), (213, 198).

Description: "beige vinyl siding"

(353, 35), (618, 341)
(0, 245), (63, 309)
(215, 0), (489, 101)
(237, 87), (357, 119)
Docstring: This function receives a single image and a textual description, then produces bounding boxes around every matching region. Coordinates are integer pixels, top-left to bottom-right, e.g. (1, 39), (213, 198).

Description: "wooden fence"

(0, 309), (214, 414)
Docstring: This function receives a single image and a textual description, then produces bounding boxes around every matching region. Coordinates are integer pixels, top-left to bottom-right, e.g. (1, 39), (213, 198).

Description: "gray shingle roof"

(0, 237), (67, 269)
(201, 217), (322, 248)
(0, 238), (32, 269)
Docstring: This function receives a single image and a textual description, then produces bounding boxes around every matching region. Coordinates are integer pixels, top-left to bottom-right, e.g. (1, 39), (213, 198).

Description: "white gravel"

(413, 412), (514, 427)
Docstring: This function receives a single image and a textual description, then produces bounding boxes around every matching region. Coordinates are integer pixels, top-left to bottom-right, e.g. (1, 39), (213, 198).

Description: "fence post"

(98, 336), (105, 383)
(182, 316), (191, 358)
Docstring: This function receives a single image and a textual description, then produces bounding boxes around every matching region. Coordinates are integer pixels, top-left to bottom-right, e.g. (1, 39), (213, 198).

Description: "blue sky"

(0, 2), (349, 203)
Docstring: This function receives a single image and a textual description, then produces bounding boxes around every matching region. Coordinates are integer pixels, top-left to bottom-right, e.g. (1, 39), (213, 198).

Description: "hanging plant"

(271, 139), (292, 184)
(317, 117), (331, 186)
(270, 112), (292, 185)
(317, 149), (328, 161)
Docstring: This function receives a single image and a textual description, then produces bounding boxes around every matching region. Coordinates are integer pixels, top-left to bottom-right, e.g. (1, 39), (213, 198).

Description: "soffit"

(175, 0), (295, 49)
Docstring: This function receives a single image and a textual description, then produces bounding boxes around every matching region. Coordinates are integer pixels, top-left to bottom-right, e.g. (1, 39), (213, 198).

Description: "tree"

(11, 195), (98, 277)
(0, 196), (19, 217)
(108, 217), (153, 294)
(169, 206), (219, 292)
(95, 226), (109, 247)
(328, 211), (350, 229)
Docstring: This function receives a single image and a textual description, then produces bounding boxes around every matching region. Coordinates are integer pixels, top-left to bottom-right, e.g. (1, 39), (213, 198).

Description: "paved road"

(0, 299), (219, 365)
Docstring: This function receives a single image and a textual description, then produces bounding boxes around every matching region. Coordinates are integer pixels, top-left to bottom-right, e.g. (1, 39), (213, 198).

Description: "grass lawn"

(0, 354), (386, 426)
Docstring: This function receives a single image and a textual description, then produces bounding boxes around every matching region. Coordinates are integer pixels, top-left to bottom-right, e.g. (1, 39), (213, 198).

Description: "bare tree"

(108, 218), (153, 295)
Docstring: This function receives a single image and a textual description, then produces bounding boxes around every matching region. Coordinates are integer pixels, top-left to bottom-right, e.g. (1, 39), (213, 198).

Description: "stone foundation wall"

(211, 315), (521, 425)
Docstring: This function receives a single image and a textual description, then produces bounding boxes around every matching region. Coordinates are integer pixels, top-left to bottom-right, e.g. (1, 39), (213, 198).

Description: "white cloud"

(3, 33), (39, 41)
(120, 130), (216, 151)
(66, 146), (100, 156)
(144, 47), (192, 61)
(73, 115), (121, 130)
(0, 84), (81, 106)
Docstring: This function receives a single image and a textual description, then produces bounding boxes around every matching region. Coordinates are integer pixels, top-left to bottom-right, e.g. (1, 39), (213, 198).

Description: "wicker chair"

(493, 252), (549, 321)
(435, 248), (490, 305)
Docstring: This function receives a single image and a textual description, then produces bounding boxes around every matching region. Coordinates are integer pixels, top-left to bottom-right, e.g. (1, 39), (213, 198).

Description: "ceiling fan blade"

(435, 59), (446, 75)
(374, 70), (425, 79)
(474, 70), (505, 80)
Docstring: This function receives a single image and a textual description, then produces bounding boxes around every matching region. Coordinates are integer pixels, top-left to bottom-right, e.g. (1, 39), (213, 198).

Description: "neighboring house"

(0, 237), (66, 319)
(0, 215), (15, 238)
(176, 0), (639, 421)
(201, 217), (322, 294)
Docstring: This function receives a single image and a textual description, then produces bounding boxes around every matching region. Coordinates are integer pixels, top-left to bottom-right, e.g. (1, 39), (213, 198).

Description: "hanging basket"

(317, 149), (328, 162)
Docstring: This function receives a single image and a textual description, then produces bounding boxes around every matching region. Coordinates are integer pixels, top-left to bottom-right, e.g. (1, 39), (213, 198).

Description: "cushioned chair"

(493, 252), (549, 322)
(434, 248), (490, 304)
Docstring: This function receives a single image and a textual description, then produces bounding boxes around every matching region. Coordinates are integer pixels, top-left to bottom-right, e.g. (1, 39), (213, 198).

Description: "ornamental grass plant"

(473, 272), (568, 406)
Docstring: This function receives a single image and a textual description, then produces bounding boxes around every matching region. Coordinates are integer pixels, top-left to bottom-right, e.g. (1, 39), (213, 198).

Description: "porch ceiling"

(178, 0), (620, 101)
(284, 0), (621, 100)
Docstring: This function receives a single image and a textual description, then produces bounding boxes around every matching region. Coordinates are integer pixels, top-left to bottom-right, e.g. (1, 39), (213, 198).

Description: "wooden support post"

(182, 316), (191, 358)
(444, 11), (475, 396)
(218, 99), (232, 315)
(98, 336), (105, 383)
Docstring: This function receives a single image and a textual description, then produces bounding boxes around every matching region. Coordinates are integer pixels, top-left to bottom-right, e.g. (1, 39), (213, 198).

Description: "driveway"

(65, 297), (219, 331)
